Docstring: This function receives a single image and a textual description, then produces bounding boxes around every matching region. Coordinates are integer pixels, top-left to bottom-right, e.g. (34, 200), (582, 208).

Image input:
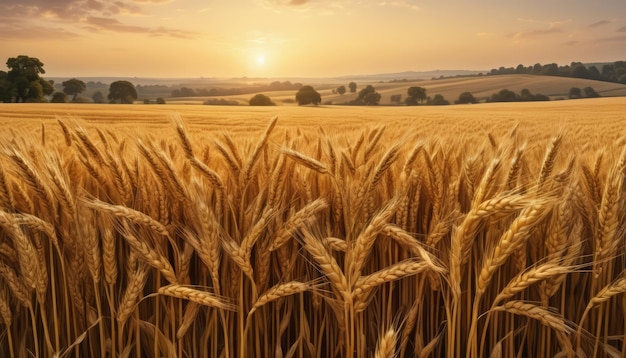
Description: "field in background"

(0, 99), (626, 357)
(160, 74), (626, 105)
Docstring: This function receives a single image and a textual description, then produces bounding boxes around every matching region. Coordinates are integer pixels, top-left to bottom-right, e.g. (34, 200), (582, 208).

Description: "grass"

(0, 98), (625, 357)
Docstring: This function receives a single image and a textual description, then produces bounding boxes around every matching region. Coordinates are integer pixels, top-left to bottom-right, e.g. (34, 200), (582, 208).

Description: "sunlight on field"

(0, 98), (626, 357)
(1, 97), (625, 145)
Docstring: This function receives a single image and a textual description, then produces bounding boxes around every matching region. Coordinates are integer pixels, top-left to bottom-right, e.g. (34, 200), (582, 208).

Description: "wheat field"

(0, 99), (625, 357)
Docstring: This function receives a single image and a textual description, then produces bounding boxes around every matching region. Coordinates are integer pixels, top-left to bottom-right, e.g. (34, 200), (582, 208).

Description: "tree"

(568, 87), (582, 99)
(295, 85), (321, 105)
(108, 80), (137, 104)
(428, 94), (449, 105)
(249, 93), (275, 106)
(156, 97), (166, 104)
(337, 85), (346, 95)
(62, 78), (86, 102)
(390, 94), (402, 103)
(351, 85), (381, 105)
(5, 55), (52, 102)
(583, 86), (600, 98)
(0, 71), (14, 103)
(405, 86), (427, 105)
(50, 92), (67, 103)
(520, 88), (532, 99)
(487, 89), (517, 102)
(92, 91), (105, 103)
(571, 64), (589, 79)
(348, 82), (357, 93)
(455, 92), (478, 104)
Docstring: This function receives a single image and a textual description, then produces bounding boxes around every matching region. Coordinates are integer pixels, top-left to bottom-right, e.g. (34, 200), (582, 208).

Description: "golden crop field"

(0, 98), (625, 357)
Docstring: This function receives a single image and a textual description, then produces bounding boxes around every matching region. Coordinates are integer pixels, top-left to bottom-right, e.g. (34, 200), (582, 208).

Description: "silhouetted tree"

(249, 93), (275, 106)
(405, 86), (427, 105)
(295, 85), (321, 105)
(390, 94), (402, 103)
(348, 82), (357, 93)
(571, 64), (589, 79)
(337, 85), (346, 95)
(428, 94), (449, 105)
(51, 92), (67, 103)
(0, 71), (13, 102)
(568, 87), (582, 99)
(487, 89), (517, 102)
(583, 86), (600, 98)
(156, 97), (166, 104)
(62, 78), (86, 102)
(92, 91), (105, 103)
(351, 85), (381, 105)
(455, 92), (478, 104)
(108, 80), (137, 104)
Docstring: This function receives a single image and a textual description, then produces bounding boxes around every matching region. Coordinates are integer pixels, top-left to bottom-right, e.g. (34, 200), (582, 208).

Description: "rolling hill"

(182, 74), (626, 105)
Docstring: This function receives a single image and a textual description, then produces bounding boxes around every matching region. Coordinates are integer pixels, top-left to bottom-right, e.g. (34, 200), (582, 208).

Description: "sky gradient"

(2, 0), (625, 78)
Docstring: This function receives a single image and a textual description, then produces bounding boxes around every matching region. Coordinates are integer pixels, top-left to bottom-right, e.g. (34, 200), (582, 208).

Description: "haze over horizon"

(2, 0), (625, 79)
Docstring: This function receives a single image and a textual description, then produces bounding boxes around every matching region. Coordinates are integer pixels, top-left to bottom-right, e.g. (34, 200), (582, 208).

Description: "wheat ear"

(158, 285), (236, 311)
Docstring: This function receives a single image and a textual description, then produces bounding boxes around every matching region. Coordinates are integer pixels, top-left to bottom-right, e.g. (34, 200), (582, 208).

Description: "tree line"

(1, 55), (612, 106)
(0, 56), (139, 104)
(485, 61), (626, 84)
(172, 81), (303, 98)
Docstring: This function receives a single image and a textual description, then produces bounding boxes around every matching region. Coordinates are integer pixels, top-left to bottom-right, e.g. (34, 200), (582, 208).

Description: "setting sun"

(2, 1), (624, 78)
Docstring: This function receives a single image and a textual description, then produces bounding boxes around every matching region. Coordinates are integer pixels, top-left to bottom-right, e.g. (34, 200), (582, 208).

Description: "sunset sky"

(1, 0), (625, 78)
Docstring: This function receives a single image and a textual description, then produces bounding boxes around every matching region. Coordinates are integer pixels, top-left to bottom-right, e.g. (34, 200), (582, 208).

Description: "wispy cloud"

(588, 20), (611, 28)
(0, 0), (195, 39)
(596, 35), (626, 43)
(0, 23), (78, 40)
(260, 0), (311, 7)
(508, 18), (570, 41)
(508, 27), (564, 40)
(83, 16), (198, 38)
(378, 1), (420, 11)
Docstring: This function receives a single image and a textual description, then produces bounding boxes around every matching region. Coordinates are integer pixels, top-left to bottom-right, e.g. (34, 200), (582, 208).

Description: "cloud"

(261, 0), (310, 6)
(618, 26), (626, 32)
(596, 35), (626, 43)
(588, 20), (611, 28)
(508, 18), (569, 41)
(0, 23), (79, 40)
(508, 27), (564, 40)
(0, 0), (196, 39)
(378, 1), (419, 11)
(83, 16), (198, 38)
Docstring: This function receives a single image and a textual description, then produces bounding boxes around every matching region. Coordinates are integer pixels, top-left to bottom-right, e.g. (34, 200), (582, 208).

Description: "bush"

(349, 85), (381, 105)
(295, 86), (321, 105)
(249, 94), (275, 106)
(203, 98), (239, 106)
(428, 94), (449, 105)
(50, 92), (67, 103)
(455, 92), (478, 104)
(72, 96), (91, 103)
(487, 89), (518, 102)
(156, 97), (166, 104)
(583, 87), (600, 98)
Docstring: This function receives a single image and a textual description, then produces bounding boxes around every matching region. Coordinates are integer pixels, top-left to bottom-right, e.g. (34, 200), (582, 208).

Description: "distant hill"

(332, 70), (484, 82)
(48, 70), (626, 105)
(222, 74), (626, 106)
(48, 70), (484, 87)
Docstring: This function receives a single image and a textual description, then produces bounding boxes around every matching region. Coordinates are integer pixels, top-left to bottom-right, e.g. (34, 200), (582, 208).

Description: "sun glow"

(256, 56), (265, 65)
